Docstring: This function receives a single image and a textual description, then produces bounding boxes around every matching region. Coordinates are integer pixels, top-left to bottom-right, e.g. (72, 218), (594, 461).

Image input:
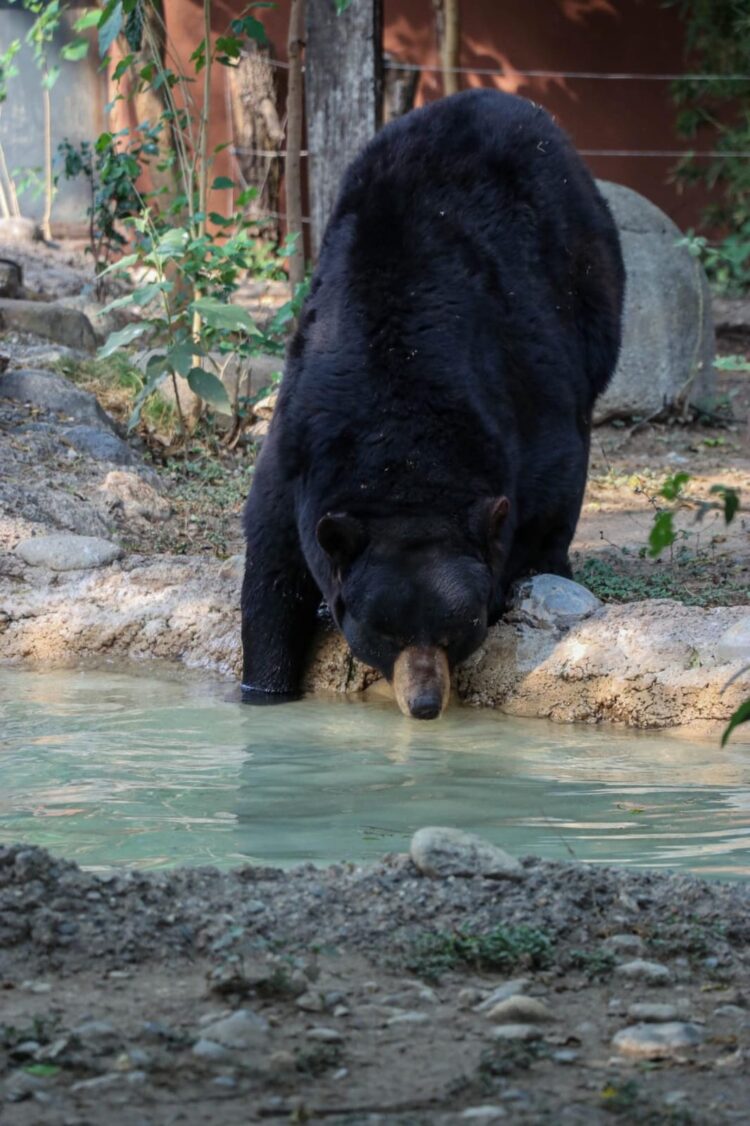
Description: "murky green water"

(1, 667), (749, 878)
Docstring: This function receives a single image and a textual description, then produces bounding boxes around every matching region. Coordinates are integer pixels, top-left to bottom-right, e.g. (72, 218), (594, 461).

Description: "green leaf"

(187, 367), (232, 412)
(212, 176), (235, 190)
(334, 0), (353, 11)
(659, 472), (690, 502)
(166, 340), (197, 377)
(648, 511), (677, 558)
(191, 298), (258, 334)
(721, 698), (750, 747)
(710, 484), (740, 524)
(98, 0), (123, 56)
(61, 39), (89, 61)
(145, 352), (167, 380)
(98, 322), (150, 358)
(151, 227), (189, 260)
(24, 1064), (60, 1078)
(74, 9), (102, 30)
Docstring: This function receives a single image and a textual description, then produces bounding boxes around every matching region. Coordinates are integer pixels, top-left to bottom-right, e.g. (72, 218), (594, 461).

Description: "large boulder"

(594, 181), (715, 423)
(0, 298), (97, 352)
(0, 369), (117, 431)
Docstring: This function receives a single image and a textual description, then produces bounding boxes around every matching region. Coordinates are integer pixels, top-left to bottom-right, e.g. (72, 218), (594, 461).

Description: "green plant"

(405, 924), (552, 982)
(71, 0), (304, 438)
(645, 471), (747, 745)
(567, 947), (616, 979)
(56, 128), (159, 296)
(669, 1), (750, 292)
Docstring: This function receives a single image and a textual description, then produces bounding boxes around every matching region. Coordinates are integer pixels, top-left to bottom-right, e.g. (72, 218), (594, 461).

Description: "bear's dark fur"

(241, 89), (624, 717)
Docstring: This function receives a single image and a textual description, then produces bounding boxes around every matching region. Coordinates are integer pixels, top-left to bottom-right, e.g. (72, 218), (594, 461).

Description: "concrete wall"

(0, 5), (106, 229)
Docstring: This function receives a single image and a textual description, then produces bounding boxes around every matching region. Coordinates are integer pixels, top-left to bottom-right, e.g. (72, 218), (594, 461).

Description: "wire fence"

(244, 55), (748, 232)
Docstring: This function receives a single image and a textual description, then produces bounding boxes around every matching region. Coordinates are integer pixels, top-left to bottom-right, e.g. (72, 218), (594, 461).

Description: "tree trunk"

(305, 0), (383, 258)
(285, 0), (305, 289)
(228, 42), (283, 238)
(432, 0), (460, 97)
(382, 54), (419, 124)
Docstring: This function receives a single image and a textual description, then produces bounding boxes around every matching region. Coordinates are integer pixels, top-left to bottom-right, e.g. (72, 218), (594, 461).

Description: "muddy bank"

(1, 839), (749, 1124)
(1, 550), (748, 736)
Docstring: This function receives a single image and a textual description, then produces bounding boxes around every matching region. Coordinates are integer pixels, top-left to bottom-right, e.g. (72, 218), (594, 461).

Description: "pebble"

(198, 1008), (269, 1050)
(490, 1023), (543, 1042)
(614, 959), (672, 986)
(627, 1002), (680, 1023)
(461, 1107), (507, 1120)
(486, 996), (553, 1024)
(21, 981), (51, 994)
(603, 934), (645, 955)
(474, 979), (529, 1012)
(552, 1048), (579, 1064)
(459, 986), (486, 1009)
(296, 991), (324, 1013)
(15, 533), (123, 571)
(306, 1027), (343, 1043)
(386, 1010), (429, 1025)
(410, 827), (523, 880)
(268, 1049), (296, 1074)
(192, 1038), (232, 1062)
(612, 1021), (704, 1059)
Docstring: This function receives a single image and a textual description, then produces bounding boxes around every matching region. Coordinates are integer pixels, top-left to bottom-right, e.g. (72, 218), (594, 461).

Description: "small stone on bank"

(306, 1027), (343, 1043)
(198, 1008), (269, 1050)
(627, 1003), (680, 1023)
(461, 1107), (507, 1121)
(410, 827), (522, 880)
(474, 979), (529, 1012)
(487, 996), (553, 1024)
(507, 573), (601, 630)
(614, 959), (672, 986)
(612, 1021), (703, 1059)
(15, 534), (123, 571)
(490, 1023), (543, 1042)
(603, 934), (645, 956)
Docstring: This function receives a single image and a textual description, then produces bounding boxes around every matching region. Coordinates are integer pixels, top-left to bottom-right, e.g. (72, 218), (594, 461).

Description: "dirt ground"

(1, 843), (750, 1125)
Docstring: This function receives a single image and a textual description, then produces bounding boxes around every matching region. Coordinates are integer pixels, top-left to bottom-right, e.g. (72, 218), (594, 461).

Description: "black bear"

(241, 89), (624, 719)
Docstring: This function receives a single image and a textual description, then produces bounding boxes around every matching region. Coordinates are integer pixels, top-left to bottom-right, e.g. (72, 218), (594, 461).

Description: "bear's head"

(315, 499), (509, 719)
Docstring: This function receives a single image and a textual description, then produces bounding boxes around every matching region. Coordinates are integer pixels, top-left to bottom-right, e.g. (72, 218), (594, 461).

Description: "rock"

(487, 996), (553, 1024)
(474, 979), (529, 1012)
(253, 390), (278, 420)
(15, 534), (123, 572)
(712, 296), (750, 335)
(507, 574), (601, 630)
(0, 298), (97, 351)
(627, 1003), (680, 1023)
(462, 1108), (507, 1121)
(63, 426), (139, 467)
(98, 471), (171, 522)
(614, 959), (672, 986)
(72, 1019), (120, 1053)
(0, 258), (22, 298)
(410, 827), (522, 880)
(603, 934), (645, 956)
(296, 991), (325, 1013)
(198, 1009), (269, 1050)
(594, 181), (715, 422)
(386, 1010), (429, 1025)
(0, 369), (117, 430)
(458, 986), (486, 1009)
(717, 616), (750, 663)
(192, 1037), (233, 1062)
(612, 1021), (704, 1059)
(0, 216), (42, 242)
(490, 1023), (543, 1042)
(306, 1027), (343, 1042)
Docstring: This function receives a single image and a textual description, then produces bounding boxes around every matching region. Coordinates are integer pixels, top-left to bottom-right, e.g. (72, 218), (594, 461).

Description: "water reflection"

(0, 667), (749, 877)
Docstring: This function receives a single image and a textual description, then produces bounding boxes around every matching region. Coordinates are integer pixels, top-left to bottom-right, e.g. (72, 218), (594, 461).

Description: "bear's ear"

(316, 513), (366, 570)
(473, 496), (510, 557)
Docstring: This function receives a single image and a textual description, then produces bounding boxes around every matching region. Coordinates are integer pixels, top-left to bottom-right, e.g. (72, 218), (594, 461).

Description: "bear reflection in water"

(241, 89), (624, 719)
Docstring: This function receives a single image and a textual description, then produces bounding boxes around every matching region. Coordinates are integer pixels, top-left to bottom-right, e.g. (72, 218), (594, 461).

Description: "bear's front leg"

(240, 515), (320, 704)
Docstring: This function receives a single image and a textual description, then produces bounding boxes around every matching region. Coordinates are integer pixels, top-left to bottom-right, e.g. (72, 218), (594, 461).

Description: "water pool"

(1, 666), (748, 877)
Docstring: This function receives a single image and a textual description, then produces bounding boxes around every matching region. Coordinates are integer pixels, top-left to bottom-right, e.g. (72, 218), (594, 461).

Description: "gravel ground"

(1, 841), (749, 1124)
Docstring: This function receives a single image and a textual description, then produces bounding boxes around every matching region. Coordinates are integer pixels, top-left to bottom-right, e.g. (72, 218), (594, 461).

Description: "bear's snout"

(392, 646), (450, 720)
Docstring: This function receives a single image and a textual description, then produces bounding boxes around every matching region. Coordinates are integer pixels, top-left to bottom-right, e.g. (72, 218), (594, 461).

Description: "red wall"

(121, 0), (713, 233)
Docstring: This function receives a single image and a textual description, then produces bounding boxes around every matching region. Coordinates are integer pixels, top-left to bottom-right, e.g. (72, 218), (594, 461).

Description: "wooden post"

(432, 0), (460, 97)
(286, 0), (306, 288)
(305, 0), (382, 259)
